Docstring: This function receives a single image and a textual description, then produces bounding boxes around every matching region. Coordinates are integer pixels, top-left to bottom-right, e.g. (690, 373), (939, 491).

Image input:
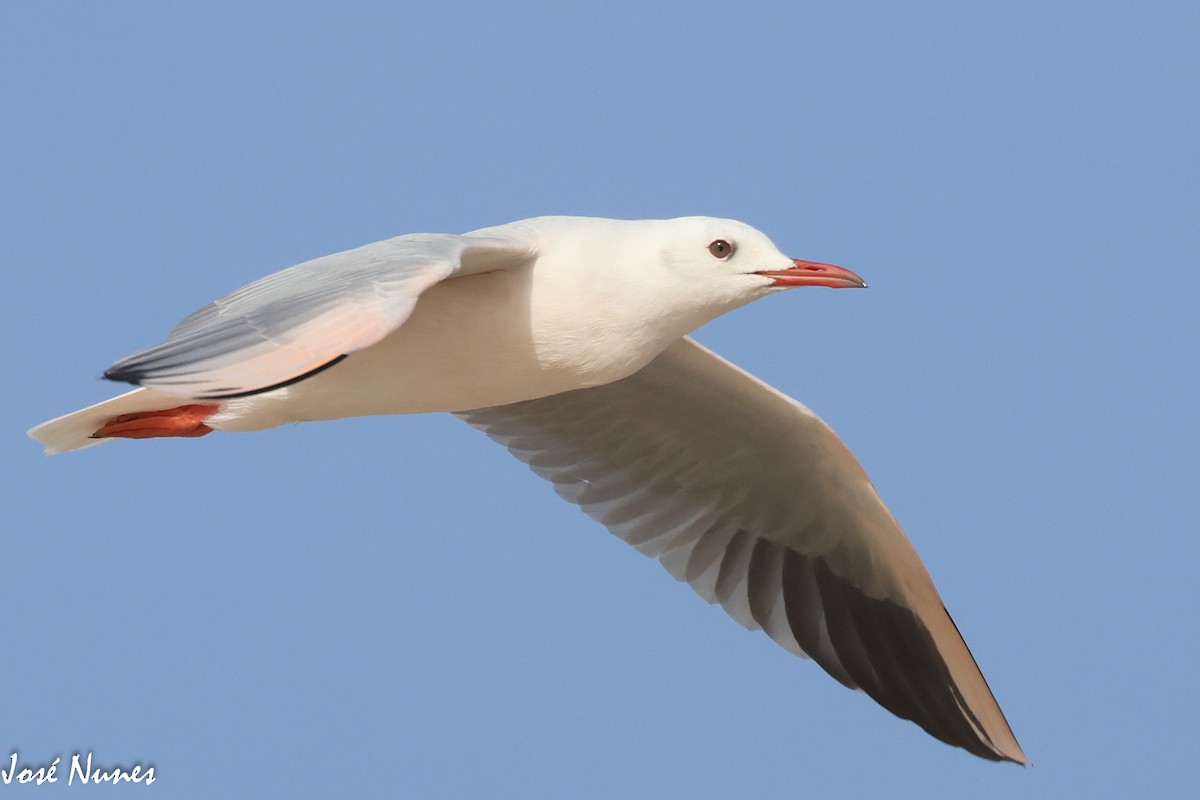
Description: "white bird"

(28, 216), (1026, 763)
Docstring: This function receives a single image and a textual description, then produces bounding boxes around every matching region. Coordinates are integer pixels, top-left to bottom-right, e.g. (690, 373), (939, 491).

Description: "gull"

(28, 216), (1026, 763)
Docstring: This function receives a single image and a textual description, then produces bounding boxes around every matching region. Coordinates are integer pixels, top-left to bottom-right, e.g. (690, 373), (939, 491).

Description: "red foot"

(91, 404), (220, 441)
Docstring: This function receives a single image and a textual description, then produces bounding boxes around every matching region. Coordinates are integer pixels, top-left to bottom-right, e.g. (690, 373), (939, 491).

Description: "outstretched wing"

(104, 232), (534, 399)
(457, 337), (1026, 763)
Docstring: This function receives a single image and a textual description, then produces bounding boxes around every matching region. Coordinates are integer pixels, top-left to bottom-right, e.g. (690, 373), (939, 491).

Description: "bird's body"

(28, 215), (1027, 764)
(211, 217), (764, 432)
(217, 261), (590, 429)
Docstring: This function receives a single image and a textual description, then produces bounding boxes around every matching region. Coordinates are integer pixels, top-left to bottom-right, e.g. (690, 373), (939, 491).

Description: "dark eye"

(708, 239), (735, 259)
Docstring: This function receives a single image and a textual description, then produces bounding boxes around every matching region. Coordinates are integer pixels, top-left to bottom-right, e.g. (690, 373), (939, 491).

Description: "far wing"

(104, 232), (533, 399)
(456, 337), (1026, 764)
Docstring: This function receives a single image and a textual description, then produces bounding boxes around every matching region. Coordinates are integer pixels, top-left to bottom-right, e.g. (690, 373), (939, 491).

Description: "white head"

(506, 215), (865, 330)
(480, 216), (866, 378)
(638, 215), (864, 301)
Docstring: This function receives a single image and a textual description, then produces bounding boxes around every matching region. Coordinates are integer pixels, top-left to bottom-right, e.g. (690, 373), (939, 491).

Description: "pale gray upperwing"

(456, 337), (1026, 763)
(104, 232), (533, 399)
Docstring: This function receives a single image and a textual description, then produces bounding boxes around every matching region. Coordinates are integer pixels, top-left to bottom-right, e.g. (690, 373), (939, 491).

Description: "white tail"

(28, 388), (200, 455)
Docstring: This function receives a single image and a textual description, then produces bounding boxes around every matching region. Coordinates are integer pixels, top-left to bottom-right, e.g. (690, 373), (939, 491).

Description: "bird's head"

(615, 216), (867, 330)
(497, 215), (867, 350)
(651, 216), (865, 299)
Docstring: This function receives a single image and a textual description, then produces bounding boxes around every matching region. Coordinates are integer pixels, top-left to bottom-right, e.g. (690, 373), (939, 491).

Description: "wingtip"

(102, 364), (141, 387)
(1001, 743), (1030, 767)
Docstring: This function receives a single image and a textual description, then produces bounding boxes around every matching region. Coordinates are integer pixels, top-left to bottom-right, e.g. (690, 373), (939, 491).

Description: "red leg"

(91, 404), (220, 440)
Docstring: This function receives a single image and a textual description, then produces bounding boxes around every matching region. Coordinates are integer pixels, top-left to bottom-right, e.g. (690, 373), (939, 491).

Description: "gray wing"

(456, 337), (1027, 764)
(104, 232), (534, 399)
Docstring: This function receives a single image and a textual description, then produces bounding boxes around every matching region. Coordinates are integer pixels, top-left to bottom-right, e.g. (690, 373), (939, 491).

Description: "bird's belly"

(208, 270), (651, 431)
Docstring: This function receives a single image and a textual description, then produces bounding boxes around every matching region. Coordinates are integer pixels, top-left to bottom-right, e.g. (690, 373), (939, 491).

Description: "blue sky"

(3, 1), (1197, 797)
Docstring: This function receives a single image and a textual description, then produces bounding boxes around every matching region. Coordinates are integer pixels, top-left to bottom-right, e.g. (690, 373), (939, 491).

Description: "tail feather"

(28, 388), (202, 455)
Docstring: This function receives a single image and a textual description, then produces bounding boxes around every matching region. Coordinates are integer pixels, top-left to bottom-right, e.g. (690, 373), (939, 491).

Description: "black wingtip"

(99, 353), (350, 398)
(103, 366), (142, 386)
